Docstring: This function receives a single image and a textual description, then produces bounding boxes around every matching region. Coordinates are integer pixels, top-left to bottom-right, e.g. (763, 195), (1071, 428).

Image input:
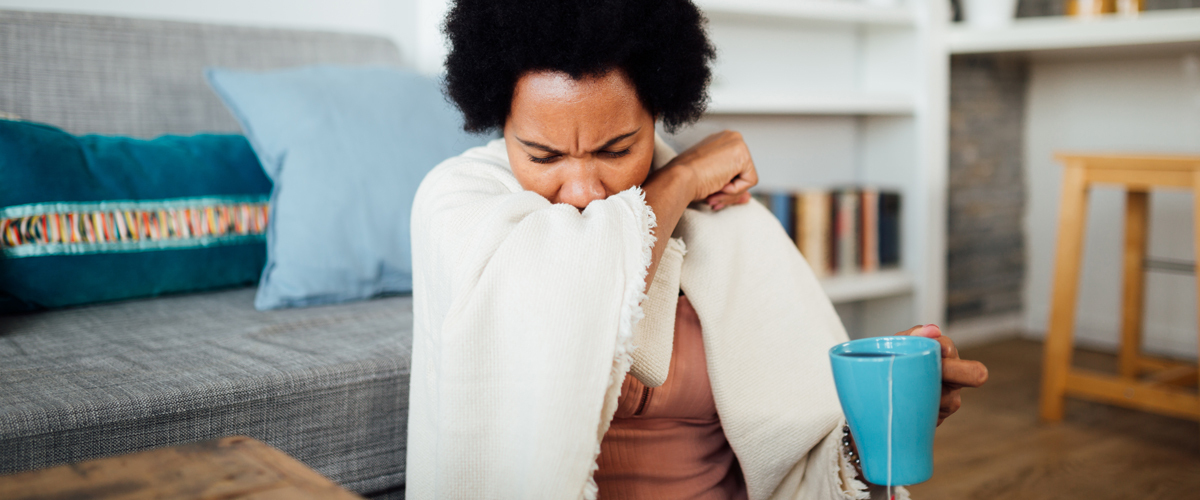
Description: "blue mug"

(829, 336), (941, 486)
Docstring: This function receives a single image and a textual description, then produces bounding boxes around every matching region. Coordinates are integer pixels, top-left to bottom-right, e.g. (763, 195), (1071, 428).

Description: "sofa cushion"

(206, 65), (488, 310)
(0, 287), (412, 496)
(0, 119), (272, 312)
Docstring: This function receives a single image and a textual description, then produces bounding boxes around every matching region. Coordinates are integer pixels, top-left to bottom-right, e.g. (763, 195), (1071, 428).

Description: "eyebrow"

(516, 128), (641, 155)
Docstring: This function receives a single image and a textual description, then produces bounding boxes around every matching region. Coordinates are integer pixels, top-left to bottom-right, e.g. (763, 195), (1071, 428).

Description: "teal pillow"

(0, 119), (272, 312)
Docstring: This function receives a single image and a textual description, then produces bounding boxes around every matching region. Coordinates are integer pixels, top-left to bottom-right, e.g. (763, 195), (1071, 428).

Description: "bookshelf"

(680, 0), (949, 337)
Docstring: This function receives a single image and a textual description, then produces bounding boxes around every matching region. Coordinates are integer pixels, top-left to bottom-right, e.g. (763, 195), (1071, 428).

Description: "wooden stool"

(1040, 153), (1200, 424)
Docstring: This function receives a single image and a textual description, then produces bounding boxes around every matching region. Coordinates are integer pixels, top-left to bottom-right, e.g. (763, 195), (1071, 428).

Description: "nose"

(556, 160), (606, 209)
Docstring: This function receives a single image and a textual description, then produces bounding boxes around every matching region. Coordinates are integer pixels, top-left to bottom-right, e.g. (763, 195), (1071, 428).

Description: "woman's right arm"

(641, 130), (758, 289)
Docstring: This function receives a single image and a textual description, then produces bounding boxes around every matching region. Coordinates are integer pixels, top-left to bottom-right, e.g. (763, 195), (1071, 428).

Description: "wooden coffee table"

(0, 436), (365, 500)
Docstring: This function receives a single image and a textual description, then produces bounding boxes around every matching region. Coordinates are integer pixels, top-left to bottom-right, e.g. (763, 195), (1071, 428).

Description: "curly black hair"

(442, 0), (716, 134)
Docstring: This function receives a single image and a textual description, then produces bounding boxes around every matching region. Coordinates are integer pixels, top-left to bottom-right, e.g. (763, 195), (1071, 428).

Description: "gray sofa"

(0, 10), (414, 499)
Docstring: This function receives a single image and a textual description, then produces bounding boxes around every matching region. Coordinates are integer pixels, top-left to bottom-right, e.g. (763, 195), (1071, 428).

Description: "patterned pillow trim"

(1, 195), (269, 258)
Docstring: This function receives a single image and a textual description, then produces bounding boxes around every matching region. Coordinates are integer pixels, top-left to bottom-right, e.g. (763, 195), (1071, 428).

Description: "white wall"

(1023, 53), (1200, 358)
(0, 0), (452, 74)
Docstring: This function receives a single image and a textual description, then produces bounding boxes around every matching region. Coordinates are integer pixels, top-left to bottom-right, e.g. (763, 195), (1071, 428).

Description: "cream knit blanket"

(407, 137), (890, 500)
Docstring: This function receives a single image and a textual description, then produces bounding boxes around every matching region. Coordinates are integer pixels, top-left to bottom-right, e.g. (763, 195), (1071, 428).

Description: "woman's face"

(504, 69), (656, 209)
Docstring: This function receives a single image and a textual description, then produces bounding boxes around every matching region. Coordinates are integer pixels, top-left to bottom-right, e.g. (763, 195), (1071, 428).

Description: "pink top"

(595, 295), (748, 499)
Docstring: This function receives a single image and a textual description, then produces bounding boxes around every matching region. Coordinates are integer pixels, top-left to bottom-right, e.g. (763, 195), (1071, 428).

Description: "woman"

(407, 1), (988, 499)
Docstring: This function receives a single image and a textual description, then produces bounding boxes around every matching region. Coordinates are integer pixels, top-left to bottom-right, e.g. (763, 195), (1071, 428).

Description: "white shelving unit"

(686, 3), (1200, 338)
(707, 90), (914, 115)
(698, 0), (913, 25)
(685, 0), (949, 336)
(946, 8), (1200, 56)
(820, 270), (915, 303)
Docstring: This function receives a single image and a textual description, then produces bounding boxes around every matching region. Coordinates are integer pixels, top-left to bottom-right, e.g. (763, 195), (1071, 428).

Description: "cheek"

(605, 151), (654, 193)
(512, 163), (560, 200)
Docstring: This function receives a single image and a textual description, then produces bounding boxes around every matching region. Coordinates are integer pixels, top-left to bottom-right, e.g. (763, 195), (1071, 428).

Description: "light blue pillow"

(206, 65), (488, 309)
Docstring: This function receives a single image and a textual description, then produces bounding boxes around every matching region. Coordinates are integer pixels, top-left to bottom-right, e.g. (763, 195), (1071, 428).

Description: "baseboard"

(944, 312), (1024, 348)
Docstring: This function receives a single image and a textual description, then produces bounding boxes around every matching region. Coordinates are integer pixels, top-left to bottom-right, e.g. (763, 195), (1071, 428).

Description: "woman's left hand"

(897, 324), (988, 426)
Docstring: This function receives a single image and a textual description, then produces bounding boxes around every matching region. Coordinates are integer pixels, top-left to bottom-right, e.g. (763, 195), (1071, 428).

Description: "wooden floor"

(906, 338), (1200, 500)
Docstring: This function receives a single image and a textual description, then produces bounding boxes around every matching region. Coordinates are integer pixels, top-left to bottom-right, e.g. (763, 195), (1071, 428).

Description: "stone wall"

(947, 56), (1028, 322)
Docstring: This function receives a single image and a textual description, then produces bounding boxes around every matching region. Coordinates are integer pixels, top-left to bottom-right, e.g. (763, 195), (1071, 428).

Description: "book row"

(752, 189), (901, 278)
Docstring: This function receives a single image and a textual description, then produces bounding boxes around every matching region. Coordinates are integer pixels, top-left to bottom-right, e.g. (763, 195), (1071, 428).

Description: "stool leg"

(1040, 163), (1090, 423)
(1193, 172), (1200, 429)
(1119, 191), (1149, 379)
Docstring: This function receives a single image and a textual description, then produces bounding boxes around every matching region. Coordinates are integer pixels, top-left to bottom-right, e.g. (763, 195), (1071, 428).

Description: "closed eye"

(528, 154), (561, 164)
(599, 148), (631, 159)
